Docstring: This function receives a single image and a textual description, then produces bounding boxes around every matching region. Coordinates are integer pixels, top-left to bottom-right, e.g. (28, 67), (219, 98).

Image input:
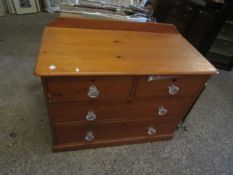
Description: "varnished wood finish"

(54, 118), (178, 145)
(41, 78), (58, 145)
(35, 18), (217, 151)
(47, 75), (208, 102)
(48, 17), (179, 33)
(51, 97), (194, 124)
(53, 134), (173, 152)
(47, 76), (133, 102)
(34, 18), (217, 77)
(135, 75), (208, 97)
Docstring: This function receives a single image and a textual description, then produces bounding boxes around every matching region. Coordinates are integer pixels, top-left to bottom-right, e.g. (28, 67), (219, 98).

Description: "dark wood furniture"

(34, 18), (217, 152)
(154, 0), (233, 70)
(206, 10), (233, 70)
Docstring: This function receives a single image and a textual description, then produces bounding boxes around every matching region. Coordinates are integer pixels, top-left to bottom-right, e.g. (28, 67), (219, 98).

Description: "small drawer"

(54, 119), (178, 145)
(47, 76), (133, 102)
(51, 97), (194, 123)
(135, 75), (208, 97)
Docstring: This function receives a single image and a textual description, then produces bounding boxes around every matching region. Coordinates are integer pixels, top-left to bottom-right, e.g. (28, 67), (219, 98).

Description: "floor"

(0, 13), (233, 175)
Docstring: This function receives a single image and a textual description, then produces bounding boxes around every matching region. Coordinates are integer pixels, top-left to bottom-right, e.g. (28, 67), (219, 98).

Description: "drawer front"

(54, 119), (178, 145)
(47, 77), (133, 102)
(135, 75), (208, 97)
(51, 97), (194, 123)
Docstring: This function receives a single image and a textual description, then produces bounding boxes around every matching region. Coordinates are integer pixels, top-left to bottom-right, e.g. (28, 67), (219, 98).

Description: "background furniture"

(0, 0), (7, 16)
(154, 0), (233, 70)
(206, 10), (233, 70)
(1, 0), (41, 14)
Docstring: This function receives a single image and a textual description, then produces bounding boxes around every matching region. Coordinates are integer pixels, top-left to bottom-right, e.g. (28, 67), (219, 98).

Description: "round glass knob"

(158, 106), (168, 116)
(168, 84), (179, 95)
(85, 132), (95, 142)
(86, 111), (96, 121)
(147, 127), (156, 136)
(87, 85), (100, 98)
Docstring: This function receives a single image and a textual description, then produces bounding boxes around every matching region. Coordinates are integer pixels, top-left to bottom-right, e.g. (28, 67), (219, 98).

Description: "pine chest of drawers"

(34, 17), (217, 152)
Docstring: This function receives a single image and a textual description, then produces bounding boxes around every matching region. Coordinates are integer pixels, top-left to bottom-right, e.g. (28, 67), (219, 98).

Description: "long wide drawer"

(54, 119), (179, 145)
(47, 76), (133, 102)
(51, 97), (194, 123)
(46, 75), (208, 103)
(135, 75), (208, 97)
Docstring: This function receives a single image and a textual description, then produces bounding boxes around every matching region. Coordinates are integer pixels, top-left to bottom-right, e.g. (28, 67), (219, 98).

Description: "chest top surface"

(34, 17), (217, 77)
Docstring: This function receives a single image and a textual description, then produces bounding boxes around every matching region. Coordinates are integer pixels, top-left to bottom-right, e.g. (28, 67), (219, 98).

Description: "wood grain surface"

(54, 118), (178, 145)
(47, 76), (133, 102)
(46, 75), (208, 102)
(48, 17), (179, 33)
(34, 18), (217, 77)
(35, 18), (216, 151)
(51, 97), (194, 123)
(135, 75), (209, 97)
(53, 134), (173, 152)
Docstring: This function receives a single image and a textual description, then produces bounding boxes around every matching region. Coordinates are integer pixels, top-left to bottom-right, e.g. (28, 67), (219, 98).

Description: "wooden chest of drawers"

(34, 17), (217, 152)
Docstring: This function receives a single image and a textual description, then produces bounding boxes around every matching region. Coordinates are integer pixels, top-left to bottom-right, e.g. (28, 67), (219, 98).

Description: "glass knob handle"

(168, 84), (179, 95)
(86, 111), (96, 121)
(87, 85), (100, 98)
(147, 127), (156, 136)
(85, 132), (95, 142)
(158, 106), (168, 116)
